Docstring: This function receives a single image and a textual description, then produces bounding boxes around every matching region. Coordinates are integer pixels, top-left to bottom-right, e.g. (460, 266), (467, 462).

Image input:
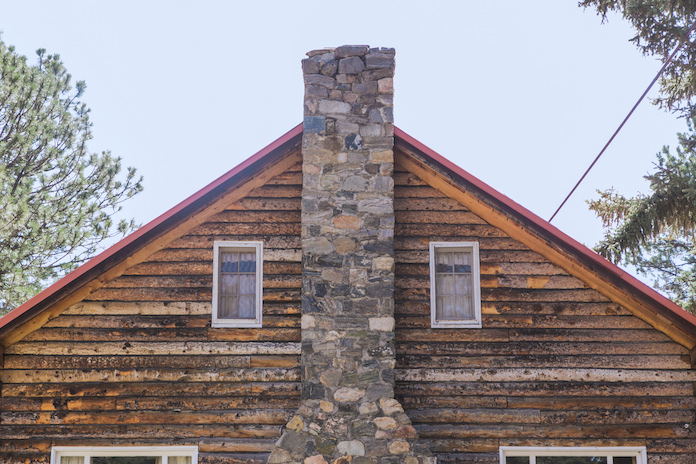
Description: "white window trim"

(429, 241), (482, 328)
(212, 241), (263, 328)
(51, 446), (199, 464)
(499, 446), (647, 464)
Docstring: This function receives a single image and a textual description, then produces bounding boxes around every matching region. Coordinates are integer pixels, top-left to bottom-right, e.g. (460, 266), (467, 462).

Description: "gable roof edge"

(0, 123), (303, 344)
(394, 126), (696, 349)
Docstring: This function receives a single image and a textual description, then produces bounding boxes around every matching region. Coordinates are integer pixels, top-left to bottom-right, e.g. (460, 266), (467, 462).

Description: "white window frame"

(212, 241), (263, 328)
(51, 446), (199, 464)
(429, 241), (482, 328)
(499, 446), (647, 464)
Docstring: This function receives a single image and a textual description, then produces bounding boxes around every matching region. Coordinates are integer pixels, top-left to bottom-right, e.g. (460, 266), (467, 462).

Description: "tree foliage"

(580, 0), (696, 116)
(580, 1), (696, 312)
(0, 38), (142, 313)
(589, 120), (696, 312)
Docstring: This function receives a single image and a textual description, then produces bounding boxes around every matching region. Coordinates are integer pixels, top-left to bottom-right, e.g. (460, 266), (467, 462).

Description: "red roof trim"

(395, 126), (696, 329)
(0, 123), (303, 334)
(2, 122), (695, 341)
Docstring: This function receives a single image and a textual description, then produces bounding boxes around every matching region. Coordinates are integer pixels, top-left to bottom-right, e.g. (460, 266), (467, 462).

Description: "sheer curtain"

(59, 458), (84, 464)
(219, 250), (256, 319)
(435, 250), (473, 321)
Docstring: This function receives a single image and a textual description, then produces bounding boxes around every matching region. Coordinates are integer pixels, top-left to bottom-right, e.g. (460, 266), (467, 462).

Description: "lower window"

(500, 447), (646, 464)
(51, 447), (198, 464)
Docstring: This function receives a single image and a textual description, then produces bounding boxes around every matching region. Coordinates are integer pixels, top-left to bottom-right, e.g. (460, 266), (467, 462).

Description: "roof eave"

(0, 124), (303, 341)
(394, 126), (696, 340)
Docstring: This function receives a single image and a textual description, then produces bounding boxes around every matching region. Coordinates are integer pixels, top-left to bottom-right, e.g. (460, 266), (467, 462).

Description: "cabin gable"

(0, 157), (303, 464)
(392, 154), (696, 463)
(2, 41), (696, 464)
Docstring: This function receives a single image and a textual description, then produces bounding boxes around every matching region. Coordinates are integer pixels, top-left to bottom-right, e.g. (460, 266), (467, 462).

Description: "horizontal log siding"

(392, 165), (696, 464)
(0, 162), (304, 464)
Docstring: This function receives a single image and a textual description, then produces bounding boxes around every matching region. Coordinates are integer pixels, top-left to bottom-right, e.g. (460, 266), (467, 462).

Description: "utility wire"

(549, 19), (696, 223)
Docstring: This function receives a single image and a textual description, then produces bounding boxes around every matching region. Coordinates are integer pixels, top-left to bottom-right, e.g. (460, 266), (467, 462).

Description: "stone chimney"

(267, 46), (435, 464)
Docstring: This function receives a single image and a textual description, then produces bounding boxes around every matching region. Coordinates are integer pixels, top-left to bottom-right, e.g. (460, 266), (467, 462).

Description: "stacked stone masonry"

(267, 46), (435, 464)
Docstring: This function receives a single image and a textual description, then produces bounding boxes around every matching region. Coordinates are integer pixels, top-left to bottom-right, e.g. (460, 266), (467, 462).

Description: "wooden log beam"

(395, 149), (696, 350)
(0, 150), (301, 347)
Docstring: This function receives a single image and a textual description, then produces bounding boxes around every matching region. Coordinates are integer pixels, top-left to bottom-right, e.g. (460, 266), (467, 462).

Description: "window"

(212, 241), (263, 328)
(499, 447), (647, 464)
(51, 446), (198, 464)
(430, 242), (481, 328)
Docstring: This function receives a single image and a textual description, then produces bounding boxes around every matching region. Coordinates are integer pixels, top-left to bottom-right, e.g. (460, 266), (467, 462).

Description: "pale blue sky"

(0, 1), (685, 261)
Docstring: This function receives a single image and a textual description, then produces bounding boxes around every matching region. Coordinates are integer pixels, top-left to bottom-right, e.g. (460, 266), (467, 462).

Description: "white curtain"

(59, 458), (85, 464)
(219, 251), (256, 319)
(435, 250), (473, 320)
(168, 458), (191, 464)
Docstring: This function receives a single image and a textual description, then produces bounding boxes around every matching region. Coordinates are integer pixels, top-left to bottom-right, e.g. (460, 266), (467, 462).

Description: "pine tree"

(589, 119), (696, 312)
(580, 1), (696, 312)
(0, 38), (142, 313)
(580, 0), (696, 116)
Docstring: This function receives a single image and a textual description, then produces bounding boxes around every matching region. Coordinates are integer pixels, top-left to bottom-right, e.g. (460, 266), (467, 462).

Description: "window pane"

(60, 458), (85, 464)
(434, 248), (474, 321)
(221, 252), (239, 273)
(218, 295), (239, 319)
(220, 274), (238, 295)
(238, 295), (256, 318)
(217, 248), (257, 320)
(92, 458), (158, 464)
(239, 274), (256, 295)
(168, 458), (192, 464)
(537, 457), (607, 464)
(506, 458), (529, 464)
(614, 459), (636, 464)
(455, 274), (472, 296)
(239, 252), (256, 273)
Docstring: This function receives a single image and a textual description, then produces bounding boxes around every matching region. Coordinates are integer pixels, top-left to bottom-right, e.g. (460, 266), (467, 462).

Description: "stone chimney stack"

(268, 46), (435, 464)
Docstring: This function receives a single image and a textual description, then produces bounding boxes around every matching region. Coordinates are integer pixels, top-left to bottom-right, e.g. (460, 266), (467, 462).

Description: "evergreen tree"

(580, 0), (696, 116)
(0, 38), (142, 314)
(589, 120), (696, 312)
(580, 1), (696, 312)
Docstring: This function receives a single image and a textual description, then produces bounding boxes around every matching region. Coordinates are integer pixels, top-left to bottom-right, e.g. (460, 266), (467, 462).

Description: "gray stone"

(353, 81), (378, 95)
(318, 100), (351, 114)
(278, 430), (307, 454)
(365, 53), (395, 69)
(336, 120), (360, 134)
(337, 440), (365, 456)
(343, 176), (367, 192)
(338, 56), (365, 74)
(307, 48), (334, 57)
(272, 44), (434, 464)
(302, 58), (321, 74)
(335, 45), (370, 58)
(321, 59), (338, 77)
(305, 74), (336, 88)
(303, 116), (326, 134)
(306, 85), (329, 98)
(373, 175), (393, 192)
(359, 124), (381, 137)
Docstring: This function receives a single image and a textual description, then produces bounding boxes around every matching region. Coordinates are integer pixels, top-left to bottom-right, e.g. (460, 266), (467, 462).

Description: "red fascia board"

(0, 123), (303, 334)
(394, 126), (696, 330)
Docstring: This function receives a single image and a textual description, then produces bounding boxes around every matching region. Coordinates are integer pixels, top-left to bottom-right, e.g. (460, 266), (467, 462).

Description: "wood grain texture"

(392, 163), (696, 463)
(0, 160), (303, 463)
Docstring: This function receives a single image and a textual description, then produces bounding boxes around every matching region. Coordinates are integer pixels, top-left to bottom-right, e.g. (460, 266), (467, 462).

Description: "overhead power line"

(549, 19), (696, 223)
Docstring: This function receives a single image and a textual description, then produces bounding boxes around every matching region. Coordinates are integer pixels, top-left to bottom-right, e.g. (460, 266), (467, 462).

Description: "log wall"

(1, 155), (695, 464)
(0, 160), (303, 464)
(392, 162), (696, 464)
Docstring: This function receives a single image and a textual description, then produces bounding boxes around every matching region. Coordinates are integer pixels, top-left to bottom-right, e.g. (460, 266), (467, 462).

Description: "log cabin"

(1, 45), (696, 464)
